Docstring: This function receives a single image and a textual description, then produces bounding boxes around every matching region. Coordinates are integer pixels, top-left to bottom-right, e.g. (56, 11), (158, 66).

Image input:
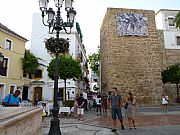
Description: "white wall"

(164, 31), (180, 49)
(155, 12), (164, 30)
(31, 13), (51, 62)
(30, 13), (87, 101)
(156, 10), (180, 49)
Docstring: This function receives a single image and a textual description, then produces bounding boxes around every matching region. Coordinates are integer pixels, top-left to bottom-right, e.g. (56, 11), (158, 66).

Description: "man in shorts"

(109, 87), (125, 132)
(76, 93), (85, 121)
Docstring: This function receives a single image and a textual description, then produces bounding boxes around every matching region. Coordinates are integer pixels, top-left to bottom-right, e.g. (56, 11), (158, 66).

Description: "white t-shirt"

(96, 98), (101, 105)
(162, 97), (168, 104)
(83, 92), (87, 100)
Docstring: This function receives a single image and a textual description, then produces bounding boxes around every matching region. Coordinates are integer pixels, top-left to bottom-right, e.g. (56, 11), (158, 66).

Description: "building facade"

(0, 23), (27, 100)
(155, 9), (180, 66)
(100, 8), (164, 106)
(155, 9), (180, 102)
(29, 13), (88, 103)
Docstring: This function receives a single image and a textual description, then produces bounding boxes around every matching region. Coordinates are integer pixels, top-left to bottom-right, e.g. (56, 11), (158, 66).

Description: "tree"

(21, 50), (39, 76)
(161, 64), (180, 102)
(47, 54), (82, 100)
(175, 11), (180, 29)
(88, 48), (100, 75)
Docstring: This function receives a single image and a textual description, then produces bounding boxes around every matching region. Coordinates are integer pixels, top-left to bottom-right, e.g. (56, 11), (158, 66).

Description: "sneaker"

(111, 129), (117, 132)
(121, 125), (125, 130)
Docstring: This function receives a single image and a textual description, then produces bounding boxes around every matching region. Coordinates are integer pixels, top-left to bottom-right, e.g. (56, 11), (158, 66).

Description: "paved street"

(42, 106), (180, 135)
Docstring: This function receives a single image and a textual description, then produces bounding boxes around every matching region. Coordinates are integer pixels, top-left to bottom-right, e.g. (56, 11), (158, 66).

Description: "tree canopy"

(88, 48), (100, 75)
(161, 64), (180, 84)
(21, 50), (39, 74)
(161, 64), (180, 100)
(175, 11), (180, 29)
(47, 54), (82, 80)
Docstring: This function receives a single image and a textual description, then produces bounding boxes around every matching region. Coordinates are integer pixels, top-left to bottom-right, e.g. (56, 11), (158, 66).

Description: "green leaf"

(175, 11), (180, 29)
(44, 37), (69, 54)
(21, 50), (39, 74)
(47, 54), (82, 80)
(88, 48), (100, 75)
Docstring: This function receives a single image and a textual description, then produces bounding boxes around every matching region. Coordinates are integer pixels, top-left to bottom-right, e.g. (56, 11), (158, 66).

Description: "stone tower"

(100, 8), (164, 106)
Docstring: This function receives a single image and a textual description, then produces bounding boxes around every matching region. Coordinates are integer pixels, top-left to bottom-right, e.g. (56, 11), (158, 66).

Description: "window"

(168, 17), (175, 27)
(10, 85), (15, 94)
(5, 39), (12, 50)
(177, 36), (180, 45)
(0, 58), (8, 76)
(34, 69), (42, 78)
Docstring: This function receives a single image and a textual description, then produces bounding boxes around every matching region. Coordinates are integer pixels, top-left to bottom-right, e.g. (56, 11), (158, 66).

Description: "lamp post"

(39, 0), (76, 135)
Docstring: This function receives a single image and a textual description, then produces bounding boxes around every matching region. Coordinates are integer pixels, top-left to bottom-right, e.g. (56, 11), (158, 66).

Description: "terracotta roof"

(0, 23), (28, 41)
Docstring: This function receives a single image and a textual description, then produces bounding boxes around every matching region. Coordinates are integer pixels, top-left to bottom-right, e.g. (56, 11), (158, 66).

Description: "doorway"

(22, 86), (28, 100)
(33, 87), (42, 105)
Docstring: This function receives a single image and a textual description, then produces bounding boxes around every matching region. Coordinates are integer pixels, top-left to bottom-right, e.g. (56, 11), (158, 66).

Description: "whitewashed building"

(155, 9), (180, 49)
(28, 13), (89, 104)
(155, 9), (180, 66)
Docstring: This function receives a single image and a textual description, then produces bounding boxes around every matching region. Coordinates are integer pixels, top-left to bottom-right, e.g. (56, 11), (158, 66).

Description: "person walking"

(76, 93), (85, 121)
(73, 93), (79, 119)
(92, 92), (97, 111)
(96, 93), (102, 116)
(83, 89), (88, 111)
(125, 92), (137, 130)
(161, 93), (169, 111)
(109, 87), (125, 132)
(102, 93), (108, 117)
(2, 90), (21, 107)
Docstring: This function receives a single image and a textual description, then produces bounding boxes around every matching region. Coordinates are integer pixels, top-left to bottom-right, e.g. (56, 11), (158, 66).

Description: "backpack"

(3, 94), (11, 107)
(165, 96), (169, 101)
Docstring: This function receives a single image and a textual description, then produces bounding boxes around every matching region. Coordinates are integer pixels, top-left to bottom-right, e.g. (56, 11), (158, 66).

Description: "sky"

(0, 0), (180, 56)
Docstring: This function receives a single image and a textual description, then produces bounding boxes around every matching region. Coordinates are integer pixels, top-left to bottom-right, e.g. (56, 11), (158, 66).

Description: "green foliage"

(21, 50), (39, 74)
(175, 11), (180, 29)
(45, 37), (69, 53)
(161, 64), (180, 84)
(47, 54), (82, 80)
(161, 64), (180, 99)
(88, 49), (100, 75)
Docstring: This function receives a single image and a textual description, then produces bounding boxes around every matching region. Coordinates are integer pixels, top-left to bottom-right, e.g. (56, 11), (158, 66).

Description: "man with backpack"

(2, 89), (21, 107)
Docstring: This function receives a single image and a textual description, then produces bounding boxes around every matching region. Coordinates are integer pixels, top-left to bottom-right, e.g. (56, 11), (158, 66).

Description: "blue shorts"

(111, 107), (122, 120)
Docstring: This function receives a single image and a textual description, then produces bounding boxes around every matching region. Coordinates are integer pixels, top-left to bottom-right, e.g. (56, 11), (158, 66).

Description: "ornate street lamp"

(39, 0), (76, 135)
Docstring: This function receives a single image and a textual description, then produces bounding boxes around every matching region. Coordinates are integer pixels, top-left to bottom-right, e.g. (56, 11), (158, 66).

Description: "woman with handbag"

(161, 93), (169, 111)
(125, 92), (137, 130)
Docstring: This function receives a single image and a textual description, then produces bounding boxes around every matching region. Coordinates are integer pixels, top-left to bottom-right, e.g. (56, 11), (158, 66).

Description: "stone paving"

(42, 106), (180, 135)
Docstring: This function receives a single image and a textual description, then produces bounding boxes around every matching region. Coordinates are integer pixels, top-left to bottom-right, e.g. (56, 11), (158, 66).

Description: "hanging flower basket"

(45, 37), (69, 54)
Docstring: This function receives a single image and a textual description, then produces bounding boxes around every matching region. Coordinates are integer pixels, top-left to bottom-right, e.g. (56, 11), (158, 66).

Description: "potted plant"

(45, 37), (69, 54)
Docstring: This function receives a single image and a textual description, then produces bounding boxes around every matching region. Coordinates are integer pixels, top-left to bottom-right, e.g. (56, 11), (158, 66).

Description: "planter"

(45, 37), (69, 54)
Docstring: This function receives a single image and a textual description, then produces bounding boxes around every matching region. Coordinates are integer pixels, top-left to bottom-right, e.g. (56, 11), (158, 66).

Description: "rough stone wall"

(157, 30), (166, 70)
(100, 8), (164, 106)
(165, 49), (180, 66)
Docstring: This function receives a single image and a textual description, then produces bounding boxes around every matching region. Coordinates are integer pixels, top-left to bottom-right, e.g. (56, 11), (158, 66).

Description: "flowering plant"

(45, 37), (69, 53)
